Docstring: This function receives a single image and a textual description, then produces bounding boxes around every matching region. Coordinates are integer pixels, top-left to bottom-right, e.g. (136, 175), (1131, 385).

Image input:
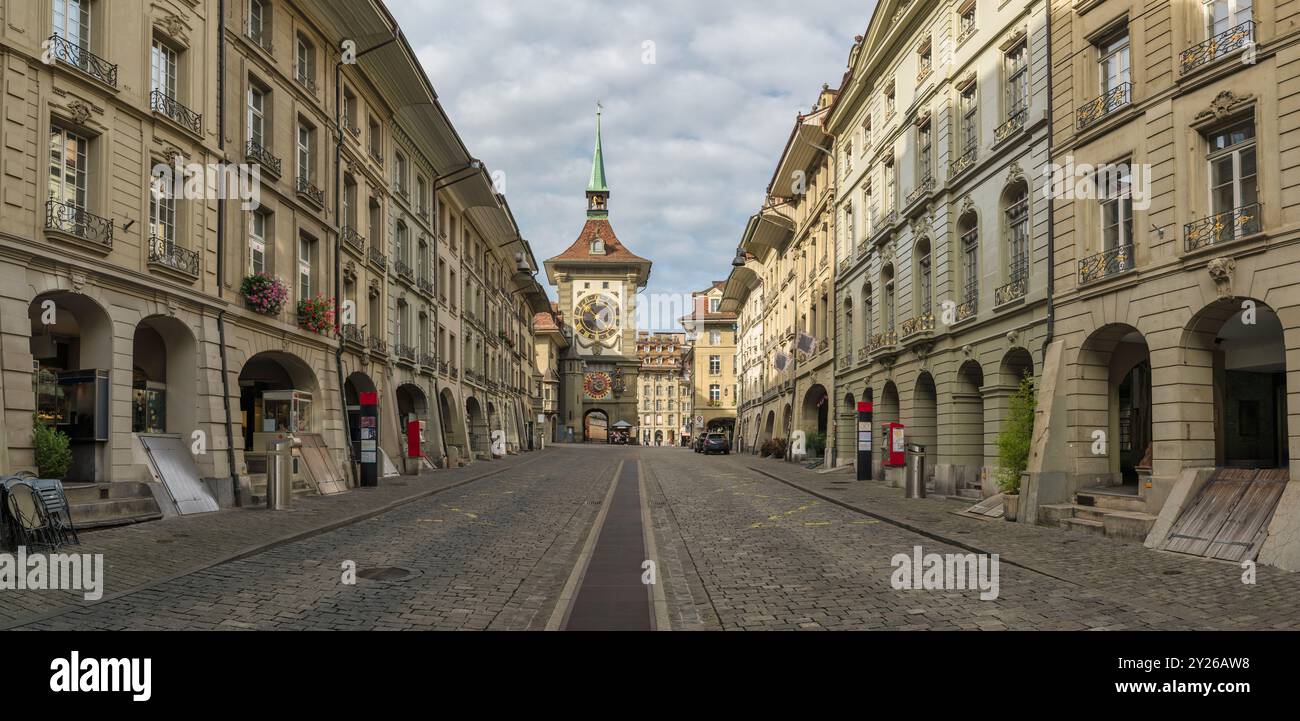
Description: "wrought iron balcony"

(150, 89), (201, 134)
(951, 145), (977, 177)
(394, 259), (414, 281)
(857, 347), (870, 363)
(956, 288), (977, 322)
(417, 277), (435, 296)
(995, 260), (1029, 305)
(1184, 203), (1261, 252)
(296, 176), (324, 207)
(900, 312), (935, 338)
(48, 35), (117, 88)
(957, 22), (977, 47)
(341, 225), (365, 253)
(1181, 20), (1254, 75)
(870, 330), (897, 351)
(244, 140), (281, 176)
(438, 360), (449, 375)
(295, 70), (317, 95)
(995, 106), (1028, 144)
(341, 324), (365, 346)
(1076, 82), (1131, 131)
(905, 176), (934, 207)
(342, 117), (361, 137)
(368, 336), (387, 355)
(45, 199), (113, 248)
(243, 22), (272, 53)
(148, 236), (199, 276)
(1079, 243), (1134, 284)
(419, 353), (437, 368)
(915, 63), (932, 85)
(368, 245), (387, 270)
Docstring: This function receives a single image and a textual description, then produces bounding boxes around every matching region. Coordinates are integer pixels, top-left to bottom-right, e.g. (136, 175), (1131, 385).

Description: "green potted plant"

(33, 421), (72, 479)
(996, 373), (1036, 521)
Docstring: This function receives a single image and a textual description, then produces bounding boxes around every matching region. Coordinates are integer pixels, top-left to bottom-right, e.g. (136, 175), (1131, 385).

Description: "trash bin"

(905, 443), (926, 498)
(266, 436), (296, 510)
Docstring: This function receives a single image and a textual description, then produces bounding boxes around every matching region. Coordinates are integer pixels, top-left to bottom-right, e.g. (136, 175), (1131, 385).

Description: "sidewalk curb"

(2, 451), (548, 630)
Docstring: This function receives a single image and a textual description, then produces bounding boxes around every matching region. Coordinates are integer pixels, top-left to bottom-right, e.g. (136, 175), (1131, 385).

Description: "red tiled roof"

(547, 218), (650, 264)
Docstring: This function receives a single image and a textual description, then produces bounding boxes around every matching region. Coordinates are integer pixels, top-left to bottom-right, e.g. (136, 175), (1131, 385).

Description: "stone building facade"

(1031, 0), (1300, 569)
(681, 283), (739, 443)
(0, 0), (545, 523)
(825, 0), (1051, 489)
(636, 331), (688, 446)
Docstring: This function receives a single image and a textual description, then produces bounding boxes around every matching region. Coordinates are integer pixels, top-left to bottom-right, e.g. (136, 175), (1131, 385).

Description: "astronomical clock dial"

(584, 372), (612, 399)
(574, 294), (620, 344)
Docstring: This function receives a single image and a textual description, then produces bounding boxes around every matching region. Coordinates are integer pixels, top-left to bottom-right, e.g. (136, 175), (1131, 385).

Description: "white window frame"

(247, 84), (266, 146)
(1206, 121), (1258, 220)
(151, 39), (177, 99)
(249, 210), (267, 276)
(48, 126), (88, 209)
(298, 234), (313, 300)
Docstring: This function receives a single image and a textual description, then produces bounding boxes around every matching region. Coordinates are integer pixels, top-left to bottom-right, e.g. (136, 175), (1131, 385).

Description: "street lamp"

(731, 245), (747, 267)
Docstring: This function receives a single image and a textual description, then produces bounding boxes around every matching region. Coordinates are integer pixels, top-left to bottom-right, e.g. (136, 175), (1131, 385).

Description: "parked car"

(702, 433), (730, 455)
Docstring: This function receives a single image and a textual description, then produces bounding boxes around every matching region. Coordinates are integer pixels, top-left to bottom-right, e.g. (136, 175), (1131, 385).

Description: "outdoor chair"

(29, 478), (80, 546)
(3, 480), (58, 551)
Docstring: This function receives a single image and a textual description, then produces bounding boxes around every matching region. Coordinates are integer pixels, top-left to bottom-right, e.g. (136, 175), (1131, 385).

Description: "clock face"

(575, 294), (620, 342)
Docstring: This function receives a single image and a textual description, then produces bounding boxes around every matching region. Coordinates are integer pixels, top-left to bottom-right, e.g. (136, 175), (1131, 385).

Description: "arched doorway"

(29, 292), (114, 483)
(396, 383), (429, 467)
(954, 360), (986, 489)
(800, 384), (829, 458)
(131, 315), (197, 436)
(781, 403), (793, 437)
(1182, 299), (1287, 469)
(584, 409), (609, 443)
(761, 410), (775, 452)
(839, 392), (856, 468)
(237, 351), (321, 479)
(345, 372), (377, 469)
(878, 381), (900, 480)
(911, 372), (937, 482)
(654, 430), (663, 446)
(465, 396), (488, 457)
(439, 388), (468, 463)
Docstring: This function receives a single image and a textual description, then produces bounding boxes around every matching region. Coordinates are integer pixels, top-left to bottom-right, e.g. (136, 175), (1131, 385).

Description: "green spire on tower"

(587, 104), (609, 193)
(586, 103), (610, 218)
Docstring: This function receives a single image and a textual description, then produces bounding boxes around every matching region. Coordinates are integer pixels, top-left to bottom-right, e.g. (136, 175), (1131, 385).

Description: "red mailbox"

(883, 422), (906, 467)
(406, 420), (421, 458)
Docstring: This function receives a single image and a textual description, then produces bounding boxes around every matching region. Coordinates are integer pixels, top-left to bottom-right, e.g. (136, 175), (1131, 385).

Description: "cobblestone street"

(8, 446), (1300, 631)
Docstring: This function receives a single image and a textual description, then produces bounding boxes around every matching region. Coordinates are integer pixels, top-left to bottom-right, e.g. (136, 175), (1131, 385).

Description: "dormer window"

(590, 235), (606, 254)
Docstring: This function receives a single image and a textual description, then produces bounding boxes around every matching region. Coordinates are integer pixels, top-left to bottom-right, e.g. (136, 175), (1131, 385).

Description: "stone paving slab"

(0, 450), (549, 628)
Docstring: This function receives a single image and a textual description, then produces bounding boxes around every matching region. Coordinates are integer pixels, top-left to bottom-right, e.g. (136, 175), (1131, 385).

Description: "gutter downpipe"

(215, 0), (242, 506)
(1043, 2), (1056, 364)
(333, 48), (358, 484)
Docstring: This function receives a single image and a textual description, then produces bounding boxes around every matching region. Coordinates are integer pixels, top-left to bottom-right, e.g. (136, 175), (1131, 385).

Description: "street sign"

(856, 401), (873, 481)
(359, 392), (378, 487)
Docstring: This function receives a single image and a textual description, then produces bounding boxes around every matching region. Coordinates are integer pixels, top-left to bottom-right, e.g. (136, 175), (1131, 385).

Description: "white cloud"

(387, 0), (874, 329)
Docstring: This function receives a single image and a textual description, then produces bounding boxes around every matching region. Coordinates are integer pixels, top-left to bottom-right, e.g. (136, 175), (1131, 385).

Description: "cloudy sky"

(387, 0), (874, 330)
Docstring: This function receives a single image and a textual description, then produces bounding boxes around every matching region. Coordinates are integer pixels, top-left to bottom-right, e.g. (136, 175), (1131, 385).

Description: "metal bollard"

(905, 443), (926, 498)
(266, 436), (296, 510)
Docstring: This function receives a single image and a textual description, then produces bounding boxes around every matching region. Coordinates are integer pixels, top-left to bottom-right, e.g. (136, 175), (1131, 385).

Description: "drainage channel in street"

(561, 460), (654, 631)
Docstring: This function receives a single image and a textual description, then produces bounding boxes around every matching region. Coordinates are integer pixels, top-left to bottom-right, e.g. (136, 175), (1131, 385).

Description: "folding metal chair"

(30, 478), (80, 546)
(3, 481), (58, 551)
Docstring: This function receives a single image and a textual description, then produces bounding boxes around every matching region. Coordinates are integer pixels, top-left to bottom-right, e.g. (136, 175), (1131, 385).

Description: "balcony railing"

(1181, 20), (1254, 75)
(1077, 82), (1131, 130)
(995, 106), (1028, 144)
(45, 200), (113, 248)
(368, 245), (387, 270)
(417, 277), (435, 296)
(438, 360), (449, 375)
(341, 324), (365, 346)
(1184, 203), (1261, 252)
(394, 259), (414, 281)
(148, 236), (199, 277)
(857, 347), (870, 363)
(870, 330), (897, 350)
(48, 35), (117, 88)
(295, 71), (317, 95)
(368, 337), (387, 355)
(419, 353), (437, 368)
(915, 63), (932, 85)
(957, 22), (977, 46)
(1078, 243), (1134, 284)
(244, 140), (282, 176)
(150, 89), (202, 134)
(995, 260), (1029, 305)
(956, 288), (977, 322)
(900, 312), (935, 338)
(341, 226), (365, 253)
(905, 176), (934, 207)
(951, 145), (977, 177)
(296, 176), (324, 207)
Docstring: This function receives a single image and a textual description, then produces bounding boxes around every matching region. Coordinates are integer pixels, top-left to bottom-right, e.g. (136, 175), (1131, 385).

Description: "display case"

(132, 381), (167, 434)
(260, 390), (313, 433)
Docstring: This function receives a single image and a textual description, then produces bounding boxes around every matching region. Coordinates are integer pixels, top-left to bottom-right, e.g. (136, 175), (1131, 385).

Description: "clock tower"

(544, 107), (652, 442)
